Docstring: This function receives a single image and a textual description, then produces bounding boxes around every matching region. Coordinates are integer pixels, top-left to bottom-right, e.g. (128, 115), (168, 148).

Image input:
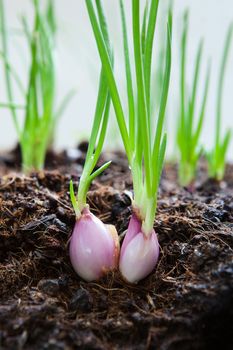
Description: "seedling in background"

(0, 0), (74, 173)
(69, 65), (120, 282)
(207, 23), (233, 181)
(177, 11), (210, 187)
(86, 0), (172, 283)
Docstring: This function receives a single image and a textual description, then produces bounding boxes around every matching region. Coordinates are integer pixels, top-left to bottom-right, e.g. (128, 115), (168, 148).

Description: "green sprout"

(207, 23), (233, 181)
(70, 64), (112, 218)
(86, 0), (172, 236)
(68, 63), (121, 283)
(151, 0), (168, 117)
(0, 0), (74, 173)
(177, 11), (211, 186)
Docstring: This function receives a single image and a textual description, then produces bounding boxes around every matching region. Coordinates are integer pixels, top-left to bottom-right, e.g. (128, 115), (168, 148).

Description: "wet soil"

(0, 145), (233, 350)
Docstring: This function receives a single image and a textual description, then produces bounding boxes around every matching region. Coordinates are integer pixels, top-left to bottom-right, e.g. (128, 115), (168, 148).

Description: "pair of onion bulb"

(69, 207), (159, 283)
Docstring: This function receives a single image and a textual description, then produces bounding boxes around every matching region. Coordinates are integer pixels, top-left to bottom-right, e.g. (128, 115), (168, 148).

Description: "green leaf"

(21, 15), (31, 45)
(86, 0), (172, 235)
(215, 23), (233, 148)
(144, 0), (159, 115)
(119, 0), (135, 150)
(46, 0), (56, 35)
(95, 0), (110, 51)
(187, 39), (203, 143)
(69, 180), (81, 218)
(132, 0), (151, 195)
(75, 1), (113, 212)
(89, 160), (111, 182)
(85, 67), (109, 161)
(156, 133), (167, 191)
(0, 51), (25, 96)
(141, 0), (149, 58)
(152, 12), (172, 194)
(207, 22), (232, 180)
(180, 10), (189, 157)
(177, 10), (210, 186)
(219, 129), (231, 166)
(92, 91), (111, 165)
(86, 0), (131, 159)
(192, 61), (211, 151)
(0, 102), (25, 109)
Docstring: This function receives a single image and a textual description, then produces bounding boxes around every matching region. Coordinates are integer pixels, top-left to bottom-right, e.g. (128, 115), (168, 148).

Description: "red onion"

(119, 214), (159, 283)
(69, 208), (119, 281)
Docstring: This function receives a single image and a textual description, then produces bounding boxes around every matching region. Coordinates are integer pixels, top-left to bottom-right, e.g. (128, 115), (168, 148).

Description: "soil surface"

(0, 145), (233, 350)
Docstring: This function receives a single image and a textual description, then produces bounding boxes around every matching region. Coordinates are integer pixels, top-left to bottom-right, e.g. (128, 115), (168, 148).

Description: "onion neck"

(132, 196), (157, 237)
(129, 155), (158, 237)
(76, 160), (93, 217)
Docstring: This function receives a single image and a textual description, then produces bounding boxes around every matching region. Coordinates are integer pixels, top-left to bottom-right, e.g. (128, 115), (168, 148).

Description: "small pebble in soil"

(56, 206), (67, 220)
(69, 288), (93, 312)
(21, 214), (68, 233)
(130, 312), (143, 323)
(212, 262), (233, 278)
(38, 277), (68, 296)
(203, 206), (228, 222)
(189, 241), (222, 271)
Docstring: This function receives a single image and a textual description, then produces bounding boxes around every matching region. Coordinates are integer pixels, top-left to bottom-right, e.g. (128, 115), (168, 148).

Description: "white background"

(1, 0), (233, 159)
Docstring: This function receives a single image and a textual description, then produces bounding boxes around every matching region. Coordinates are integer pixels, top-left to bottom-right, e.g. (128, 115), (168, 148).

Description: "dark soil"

(0, 145), (233, 350)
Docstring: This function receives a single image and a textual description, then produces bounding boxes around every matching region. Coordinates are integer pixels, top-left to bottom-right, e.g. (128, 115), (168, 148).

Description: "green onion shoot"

(86, 0), (172, 283)
(69, 65), (120, 282)
(177, 10), (211, 187)
(207, 23), (233, 181)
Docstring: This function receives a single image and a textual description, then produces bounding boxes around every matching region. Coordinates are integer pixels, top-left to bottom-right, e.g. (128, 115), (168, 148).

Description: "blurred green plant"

(207, 23), (233, 181)
(177, 11), (210, 186)
(0, 0), (74, 173)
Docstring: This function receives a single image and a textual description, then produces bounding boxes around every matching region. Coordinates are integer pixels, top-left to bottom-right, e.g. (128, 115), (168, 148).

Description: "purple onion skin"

(119, 215), (159, 283)
(69, 208), (119, 281)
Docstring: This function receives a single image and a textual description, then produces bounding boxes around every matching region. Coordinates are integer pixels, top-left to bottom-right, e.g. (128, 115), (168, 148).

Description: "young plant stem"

(70, 63), (112, 216)
(86, 0), (172, 236)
